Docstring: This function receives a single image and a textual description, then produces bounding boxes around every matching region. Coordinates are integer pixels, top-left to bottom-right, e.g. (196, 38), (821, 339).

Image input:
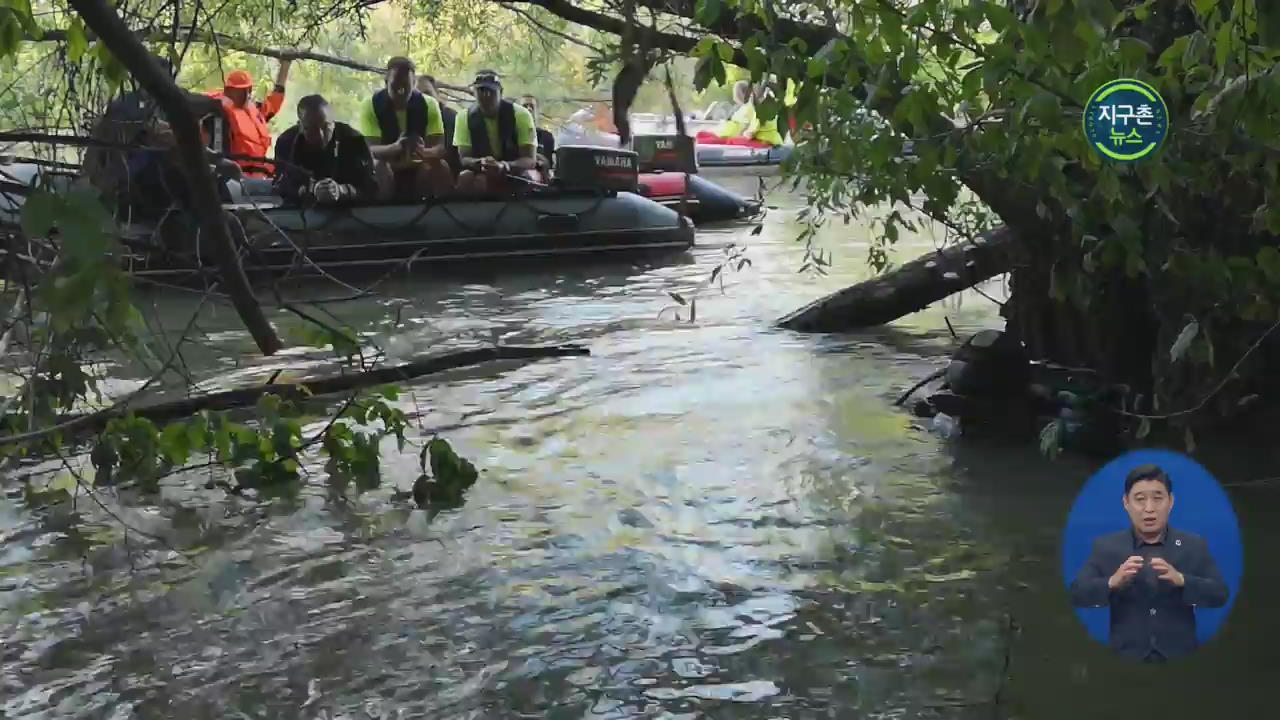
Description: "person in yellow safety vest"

(743, 83), (784, 146)
(715, 81), (754, 138)
(696, 80), (782, 148)
(203, 60), (292, 180)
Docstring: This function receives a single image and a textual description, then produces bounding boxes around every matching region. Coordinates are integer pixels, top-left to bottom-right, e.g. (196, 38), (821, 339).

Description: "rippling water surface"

(3, 173), (1279, 719)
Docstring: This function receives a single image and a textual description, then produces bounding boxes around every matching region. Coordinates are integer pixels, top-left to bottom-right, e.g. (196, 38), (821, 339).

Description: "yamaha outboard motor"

(555, 145), (639, 193)
(632, 134), (698, 174)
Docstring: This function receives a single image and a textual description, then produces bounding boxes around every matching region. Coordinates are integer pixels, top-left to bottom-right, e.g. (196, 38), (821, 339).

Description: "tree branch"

(65, 0), (282, 356)
(0, 344), (590, 446)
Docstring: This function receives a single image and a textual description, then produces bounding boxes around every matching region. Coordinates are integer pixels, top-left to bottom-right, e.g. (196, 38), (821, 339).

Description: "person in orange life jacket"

(360, 56), (454, 202)
(416, 74), (461, 176)
(203, 59), (292, 183)
(518, 94), (556, 176)
(273, 95), (377, 205)
(83, 54), (238, 217)
(454, 70), (542, 194)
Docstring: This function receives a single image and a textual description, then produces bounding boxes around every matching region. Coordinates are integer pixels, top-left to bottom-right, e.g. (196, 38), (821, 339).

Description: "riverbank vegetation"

(3, 0), (1280, 516)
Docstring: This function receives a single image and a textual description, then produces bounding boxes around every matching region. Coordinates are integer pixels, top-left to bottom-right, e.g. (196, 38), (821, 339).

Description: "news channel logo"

(1082, 78), (1169, 163)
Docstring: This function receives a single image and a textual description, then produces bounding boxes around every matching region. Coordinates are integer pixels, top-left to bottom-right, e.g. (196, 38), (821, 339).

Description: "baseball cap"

(225, 70), (253, 89)
(473, 70), (502, 91)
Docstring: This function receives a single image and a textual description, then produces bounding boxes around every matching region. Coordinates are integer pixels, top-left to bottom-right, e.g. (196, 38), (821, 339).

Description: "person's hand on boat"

(311, 178), (350, 204)
(479, 157), (509, 177)
(146, 119), (176, 149)
(211, 156), (242, 181)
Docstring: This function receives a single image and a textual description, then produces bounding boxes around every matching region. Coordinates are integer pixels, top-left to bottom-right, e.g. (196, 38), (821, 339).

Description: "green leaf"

(806, 57), (828, 79)
(1157, 35), (1189, 71)
(1257, 246), (1280, 282)
(1192, 0), (1219, 21)
(1116, 38), (1152, 68)
(985, 3), (1014, 33)
(160, 423), (192, 465)
(1169, 320), (1199, 362)
(714, 41), (733, 63)
(66, 18), (88, 63)
(694, 0), (721, 26)
(1214, 20), (1234, 68)
(0, 10), (22, 58)
(691, 36), (717, 59)
(1261, 3), (1280, 45)
(20, 190), (59, 238)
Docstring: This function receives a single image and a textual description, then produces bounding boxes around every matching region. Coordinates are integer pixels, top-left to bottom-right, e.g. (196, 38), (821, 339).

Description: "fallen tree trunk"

(0, 344), (589, 447)
(776, 226), (1016, 332)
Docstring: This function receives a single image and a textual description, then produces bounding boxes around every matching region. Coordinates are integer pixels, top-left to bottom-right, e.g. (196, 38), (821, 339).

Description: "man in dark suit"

(1069, 463), (1229, 662)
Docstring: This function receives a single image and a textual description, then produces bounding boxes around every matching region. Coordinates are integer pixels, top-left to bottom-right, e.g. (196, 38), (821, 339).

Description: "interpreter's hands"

(1150, 557), (1186, 587)
(1108, 555), (1145, 590)
(313, 178), (342, 204)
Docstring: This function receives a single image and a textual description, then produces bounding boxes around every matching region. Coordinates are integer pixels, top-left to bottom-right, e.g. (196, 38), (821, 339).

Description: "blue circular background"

(1060, 449), (1243, 647)
(1082, 78), (1169, 163)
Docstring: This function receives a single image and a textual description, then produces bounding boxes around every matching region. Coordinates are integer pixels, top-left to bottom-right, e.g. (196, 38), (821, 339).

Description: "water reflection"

(1, 175), (1275, 718)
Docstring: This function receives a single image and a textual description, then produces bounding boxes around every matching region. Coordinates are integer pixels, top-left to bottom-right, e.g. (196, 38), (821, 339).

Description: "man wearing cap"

(360, 57), (453, 202)
(454, 70), (541, 194)
(204, 59), (293, 181)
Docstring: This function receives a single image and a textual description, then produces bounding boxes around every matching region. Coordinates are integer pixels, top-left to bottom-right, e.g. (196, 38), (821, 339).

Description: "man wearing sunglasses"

(454, 70), (541, 193)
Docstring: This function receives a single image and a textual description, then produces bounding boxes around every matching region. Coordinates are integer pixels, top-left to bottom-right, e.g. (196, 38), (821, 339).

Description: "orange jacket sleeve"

(261, 88), (285, 122)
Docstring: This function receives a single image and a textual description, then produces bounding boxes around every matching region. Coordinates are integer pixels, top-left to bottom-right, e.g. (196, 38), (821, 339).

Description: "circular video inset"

(1061, 449), (1242, 663)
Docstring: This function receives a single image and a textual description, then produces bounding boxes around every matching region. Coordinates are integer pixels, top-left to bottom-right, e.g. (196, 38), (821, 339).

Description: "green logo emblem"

(1082, 79), (1169, 162)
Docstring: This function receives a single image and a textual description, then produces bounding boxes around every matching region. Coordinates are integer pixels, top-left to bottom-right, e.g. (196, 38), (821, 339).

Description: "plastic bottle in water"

(931, 412), (959, 439)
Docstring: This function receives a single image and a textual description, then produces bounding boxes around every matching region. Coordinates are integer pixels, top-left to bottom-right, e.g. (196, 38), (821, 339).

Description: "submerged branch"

(0, 344), (590, 447)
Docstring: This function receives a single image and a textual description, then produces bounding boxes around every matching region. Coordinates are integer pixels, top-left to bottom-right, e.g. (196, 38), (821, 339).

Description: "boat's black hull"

(121, 191), (696, 282)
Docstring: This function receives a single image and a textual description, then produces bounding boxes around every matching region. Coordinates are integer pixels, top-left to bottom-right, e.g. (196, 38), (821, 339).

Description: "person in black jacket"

(453, 70), (542, 194)
(359, 57), (453, 201)
(1068, 463), (1229, 662)
(518, 94), (555, 176)
(417, 74), (460, 176)
(273, 95), (376, 205)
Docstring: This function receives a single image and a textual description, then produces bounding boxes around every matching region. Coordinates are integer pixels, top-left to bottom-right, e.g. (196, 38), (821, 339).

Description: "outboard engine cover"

(555, 145), (639, 193)
(633, 134), (698, 173)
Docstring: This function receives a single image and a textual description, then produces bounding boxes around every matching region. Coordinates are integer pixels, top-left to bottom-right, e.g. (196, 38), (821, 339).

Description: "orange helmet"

(224, 70), (253, 89)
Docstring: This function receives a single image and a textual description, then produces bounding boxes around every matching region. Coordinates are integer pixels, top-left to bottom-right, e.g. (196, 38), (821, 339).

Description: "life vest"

(207, 92), (273, 177)
(716, 102), (755, 139)
(371, 89), (430, 144)
(466, 99), (519, 162)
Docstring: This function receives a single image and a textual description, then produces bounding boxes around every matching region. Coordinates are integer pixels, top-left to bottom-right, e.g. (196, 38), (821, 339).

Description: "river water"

(2, 173), (1278, 718)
